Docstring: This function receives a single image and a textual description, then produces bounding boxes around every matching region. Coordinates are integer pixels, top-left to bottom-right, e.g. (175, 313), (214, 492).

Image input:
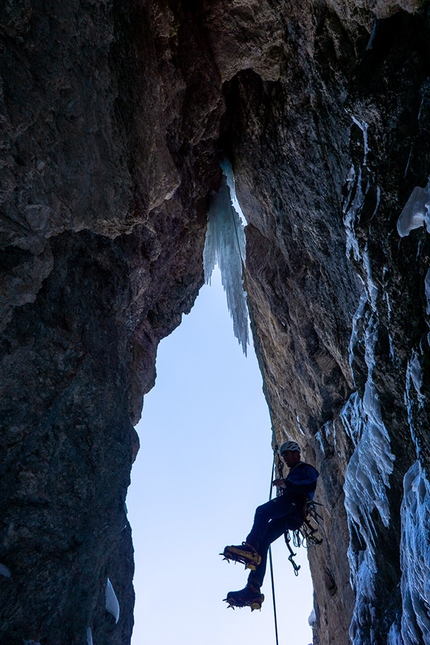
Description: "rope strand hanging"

(268, 453), (280, 645)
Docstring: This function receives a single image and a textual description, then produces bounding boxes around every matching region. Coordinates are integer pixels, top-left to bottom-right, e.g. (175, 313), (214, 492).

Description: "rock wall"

(1, 0), (430, 643)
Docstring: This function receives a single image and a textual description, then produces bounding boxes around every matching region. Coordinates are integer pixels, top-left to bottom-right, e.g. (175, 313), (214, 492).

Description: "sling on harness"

(284, 499), (324, 576)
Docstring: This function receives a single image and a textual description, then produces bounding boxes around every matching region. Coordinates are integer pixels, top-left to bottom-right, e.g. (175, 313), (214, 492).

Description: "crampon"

(224, 586), (265, 611)
(220, 543), (262, 571)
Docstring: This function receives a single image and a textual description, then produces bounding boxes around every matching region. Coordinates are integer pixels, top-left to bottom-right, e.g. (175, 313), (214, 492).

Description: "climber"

(221, 440), (319, 610)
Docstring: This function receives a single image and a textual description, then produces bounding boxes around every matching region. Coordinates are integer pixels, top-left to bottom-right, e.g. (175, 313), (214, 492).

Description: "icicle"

(86, 627), (93, 645)
(105, 578), (120, 624)
(203, 161), (249, 354)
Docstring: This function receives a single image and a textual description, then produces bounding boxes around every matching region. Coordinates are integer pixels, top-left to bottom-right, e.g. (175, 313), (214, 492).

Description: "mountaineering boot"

(224, 584), (265, 611)
(221, 542), (262, 570)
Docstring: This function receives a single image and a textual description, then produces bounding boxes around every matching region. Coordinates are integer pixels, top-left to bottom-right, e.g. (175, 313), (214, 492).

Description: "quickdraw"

(284, 530), (301, 576)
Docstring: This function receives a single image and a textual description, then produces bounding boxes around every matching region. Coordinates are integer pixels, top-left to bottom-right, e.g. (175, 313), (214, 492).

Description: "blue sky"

(127, 268), (313, 644)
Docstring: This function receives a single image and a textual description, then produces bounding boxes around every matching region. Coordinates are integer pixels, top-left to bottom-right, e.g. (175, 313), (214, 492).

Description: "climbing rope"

(268, 454), (280, 645)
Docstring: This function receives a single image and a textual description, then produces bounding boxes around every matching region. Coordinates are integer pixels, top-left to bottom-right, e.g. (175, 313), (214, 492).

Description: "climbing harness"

(283, 500), (324, 576)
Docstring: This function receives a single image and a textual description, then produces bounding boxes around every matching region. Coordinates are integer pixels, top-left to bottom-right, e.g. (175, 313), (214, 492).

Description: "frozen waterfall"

(203, 160), (249, 355)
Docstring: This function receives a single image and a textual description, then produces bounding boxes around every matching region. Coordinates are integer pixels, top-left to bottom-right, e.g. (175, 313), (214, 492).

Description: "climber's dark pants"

(246, 495), (304, 589)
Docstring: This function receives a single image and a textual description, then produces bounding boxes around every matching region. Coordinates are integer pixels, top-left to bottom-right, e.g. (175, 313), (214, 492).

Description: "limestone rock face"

(1, 0), (430, 643)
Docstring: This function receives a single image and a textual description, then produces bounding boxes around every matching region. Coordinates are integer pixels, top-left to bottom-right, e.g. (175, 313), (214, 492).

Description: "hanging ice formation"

(341, 116), (396, 644)
(203, 159), (249, 354)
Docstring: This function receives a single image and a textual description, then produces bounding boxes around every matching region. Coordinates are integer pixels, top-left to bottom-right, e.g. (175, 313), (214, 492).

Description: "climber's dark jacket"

(283, 461), (319, 501)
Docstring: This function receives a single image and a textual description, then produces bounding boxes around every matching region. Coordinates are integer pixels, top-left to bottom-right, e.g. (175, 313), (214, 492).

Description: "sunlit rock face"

(1, 0), (429, 643)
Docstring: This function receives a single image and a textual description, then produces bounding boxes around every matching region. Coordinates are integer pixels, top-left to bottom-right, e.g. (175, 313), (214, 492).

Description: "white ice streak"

(105, 578), (120, 624)
(296, 414), (306, 436)
(399, 461), (430, 644)
(404, 348), (426, 461)
(86, 627), (93, 645)
(362, 248), (378, 311)
(424, 268), (430, 346)
(203, 164), (249, 354)
(221, 158), (247, 226)
(340, 392), (364, 448)
(382, 277), (396, 362)
(397, 180), (430, 237)
(348, 290), (368, 373)
(425, 268), (430, 316)
(351, 116), (370, 163)
(315, 420), (336, 456)
(371, 185), (381, 220)
(406, 350), (425, 409)
(343, 118), (370, 262)
(343, 165), (364, 262)
(0, 563), (11, 578)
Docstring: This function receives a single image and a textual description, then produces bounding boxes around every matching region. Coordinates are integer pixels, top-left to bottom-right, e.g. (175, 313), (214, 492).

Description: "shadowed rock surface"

(1, 0), (430, 643)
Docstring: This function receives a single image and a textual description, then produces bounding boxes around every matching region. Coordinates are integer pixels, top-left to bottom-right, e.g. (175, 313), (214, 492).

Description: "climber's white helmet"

(279, 440), (301, 455)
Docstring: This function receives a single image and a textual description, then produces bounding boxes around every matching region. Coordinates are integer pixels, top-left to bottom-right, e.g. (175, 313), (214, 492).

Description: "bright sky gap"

(127, 268), (314, 644)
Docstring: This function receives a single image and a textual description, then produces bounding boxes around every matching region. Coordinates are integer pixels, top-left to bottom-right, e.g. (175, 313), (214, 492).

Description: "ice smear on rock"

(399, 461), (430, 644)
(0, 563), (11, 578)
(404, 348), (426, 460)
(203, 161), (249, 354)
(397, 181), (430, 237)
(86, 627), (93, 645)
(387, 621), (402, 644)
(425, 268), (430, 316)
(221, 158), (247, 227)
